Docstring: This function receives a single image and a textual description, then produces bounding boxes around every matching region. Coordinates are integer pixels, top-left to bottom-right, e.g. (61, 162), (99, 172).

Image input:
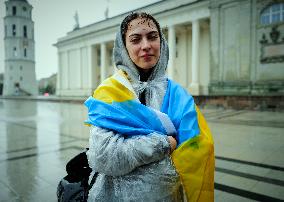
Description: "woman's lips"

(142, 54), (152, 61)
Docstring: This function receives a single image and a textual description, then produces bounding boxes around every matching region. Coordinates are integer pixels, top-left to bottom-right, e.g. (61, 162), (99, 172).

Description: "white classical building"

(55, 0), (284, 99)
(3, 0), (37, 96)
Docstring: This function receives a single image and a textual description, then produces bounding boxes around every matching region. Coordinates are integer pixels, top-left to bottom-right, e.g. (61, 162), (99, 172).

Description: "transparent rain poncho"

(85, 16), (214, 201)
(85, 70), (182, 201)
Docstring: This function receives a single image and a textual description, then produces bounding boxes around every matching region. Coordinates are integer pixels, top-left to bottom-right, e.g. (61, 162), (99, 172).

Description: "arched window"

(12, 6), (16, 15)
(23, 26), (27, 38)
(12, 24), (16, 36)
(260, 3), (284, 25)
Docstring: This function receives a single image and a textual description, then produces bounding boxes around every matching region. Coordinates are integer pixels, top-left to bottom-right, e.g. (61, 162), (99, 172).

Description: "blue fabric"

(161, 80), (200, 146)
(85, 79), (199, 146)
(85, 97), (166, 136)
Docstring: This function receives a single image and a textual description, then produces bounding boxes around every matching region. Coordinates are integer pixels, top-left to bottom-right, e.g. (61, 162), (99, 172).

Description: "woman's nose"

(141, 38), (150, 51)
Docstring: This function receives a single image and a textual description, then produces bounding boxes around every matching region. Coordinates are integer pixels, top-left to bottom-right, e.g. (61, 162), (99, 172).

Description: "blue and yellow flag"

(85, 70), (215, 202)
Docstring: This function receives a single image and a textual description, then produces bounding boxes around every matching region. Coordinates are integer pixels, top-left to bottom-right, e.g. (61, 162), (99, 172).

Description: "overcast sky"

(0, 0), (160, 80)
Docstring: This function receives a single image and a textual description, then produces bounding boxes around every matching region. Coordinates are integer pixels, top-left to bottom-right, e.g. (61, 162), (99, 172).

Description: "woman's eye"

(130, 38), (140, 43)
(148, 35), (159, 41)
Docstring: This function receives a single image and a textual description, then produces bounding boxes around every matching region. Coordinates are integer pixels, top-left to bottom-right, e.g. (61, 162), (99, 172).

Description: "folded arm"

(87, 126), (172, 176)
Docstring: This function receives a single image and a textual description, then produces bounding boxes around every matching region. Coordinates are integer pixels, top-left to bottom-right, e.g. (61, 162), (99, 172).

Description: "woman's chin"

(138, 62), (157, 71)
(139, 66), (154, 72)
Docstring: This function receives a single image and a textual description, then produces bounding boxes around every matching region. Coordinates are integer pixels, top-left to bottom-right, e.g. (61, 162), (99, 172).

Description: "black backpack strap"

(84, 172), (98, 201)
(89, 172), (98, 189)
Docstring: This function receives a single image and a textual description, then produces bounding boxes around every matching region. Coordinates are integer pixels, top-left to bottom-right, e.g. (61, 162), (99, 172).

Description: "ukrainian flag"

(85, 70), (215, 201)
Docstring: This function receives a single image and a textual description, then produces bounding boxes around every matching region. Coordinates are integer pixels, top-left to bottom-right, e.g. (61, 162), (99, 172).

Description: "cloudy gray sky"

(0, 0), (160, 80)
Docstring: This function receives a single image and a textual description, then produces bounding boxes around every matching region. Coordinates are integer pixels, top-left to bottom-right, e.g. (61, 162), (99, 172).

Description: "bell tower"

(3, 0), (37, 96)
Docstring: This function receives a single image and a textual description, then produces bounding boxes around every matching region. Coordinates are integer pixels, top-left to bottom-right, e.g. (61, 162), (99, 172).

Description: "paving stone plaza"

(0, 98), (283, 202)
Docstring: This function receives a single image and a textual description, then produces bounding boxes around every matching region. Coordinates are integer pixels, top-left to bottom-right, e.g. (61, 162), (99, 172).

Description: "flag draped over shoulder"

(85, 70), (215, 202)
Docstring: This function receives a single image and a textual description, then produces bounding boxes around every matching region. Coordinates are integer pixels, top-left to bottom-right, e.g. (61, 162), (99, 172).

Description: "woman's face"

(125, 17), (161, 72)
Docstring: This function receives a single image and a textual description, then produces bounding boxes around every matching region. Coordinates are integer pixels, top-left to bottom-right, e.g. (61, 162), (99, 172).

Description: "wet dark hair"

(121, 12), (161, 45)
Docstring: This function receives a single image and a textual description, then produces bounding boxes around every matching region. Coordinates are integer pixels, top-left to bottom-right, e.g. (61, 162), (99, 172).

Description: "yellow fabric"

(171, 106), (215, 202)
(93, 73), (135, 103)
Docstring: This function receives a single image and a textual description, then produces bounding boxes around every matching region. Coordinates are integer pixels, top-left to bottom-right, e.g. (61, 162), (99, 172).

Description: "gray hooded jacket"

(87, 20), (181, 202)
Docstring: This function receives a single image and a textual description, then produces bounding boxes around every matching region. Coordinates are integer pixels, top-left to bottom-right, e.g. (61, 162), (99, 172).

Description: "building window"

(13, 47), (17, 57)
(108, 49), (113, 65)
(97, 48), (101, 66)
(20, 76), (23, 81)
(20, 66), (23, 70)
(23, 6), (27, 11)
(23, 26), (27, 38)
(176, 36), (178, 57)
(5, 25), (7, 37)
(12, 6), (16, 16)
(260, 3), (284, 25)
(24, 48), (27, 57)
(12, 24), (16, 36)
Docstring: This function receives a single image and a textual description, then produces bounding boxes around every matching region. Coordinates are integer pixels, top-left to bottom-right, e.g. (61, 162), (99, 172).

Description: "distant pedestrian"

(85, 12), (214, 202)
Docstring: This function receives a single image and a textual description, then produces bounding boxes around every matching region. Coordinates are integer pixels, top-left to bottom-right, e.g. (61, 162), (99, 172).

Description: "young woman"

(85, 12), (214, 202)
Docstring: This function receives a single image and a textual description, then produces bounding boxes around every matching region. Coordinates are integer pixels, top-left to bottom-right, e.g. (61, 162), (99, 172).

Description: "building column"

(100, 42), (107, 82)
(67, 50), (71, 90)
(78, 48), (82, 89)
(87, 45), (93, 89)
(168, 25), (176, 80)
(190, 19), (200, 95)
(56, 51), (61, 96)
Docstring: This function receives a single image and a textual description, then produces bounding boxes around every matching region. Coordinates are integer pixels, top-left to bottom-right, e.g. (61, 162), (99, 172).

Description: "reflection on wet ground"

(0, 99), (283, 201)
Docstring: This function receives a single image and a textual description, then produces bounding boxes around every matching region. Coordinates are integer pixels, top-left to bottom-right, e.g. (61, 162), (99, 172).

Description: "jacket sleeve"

(87, 126), (171, 176)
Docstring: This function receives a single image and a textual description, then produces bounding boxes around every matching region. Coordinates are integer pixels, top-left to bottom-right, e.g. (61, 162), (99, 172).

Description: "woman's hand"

(168, 136), (177, 153)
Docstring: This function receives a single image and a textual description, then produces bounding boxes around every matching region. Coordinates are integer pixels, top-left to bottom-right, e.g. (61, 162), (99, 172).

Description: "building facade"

(55, 0), (284, 100)
(210, 0), (284, 95)
(3, 0), (37, 96)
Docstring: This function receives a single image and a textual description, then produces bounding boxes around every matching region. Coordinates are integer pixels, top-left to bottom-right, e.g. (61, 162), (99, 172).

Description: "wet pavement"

(0, 98), (283, 202)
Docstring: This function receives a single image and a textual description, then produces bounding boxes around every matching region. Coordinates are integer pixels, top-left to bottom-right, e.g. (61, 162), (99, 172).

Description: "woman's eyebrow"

(147, 31), (159, 35)
(128, 31), (159, 38)
(128, 33), (141, 38)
